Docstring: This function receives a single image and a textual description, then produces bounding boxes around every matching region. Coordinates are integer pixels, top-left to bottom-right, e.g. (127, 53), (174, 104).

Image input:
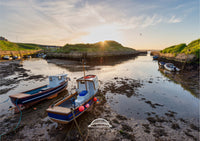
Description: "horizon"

(0, 0), (199, 50)
(2, 38), (198, 51)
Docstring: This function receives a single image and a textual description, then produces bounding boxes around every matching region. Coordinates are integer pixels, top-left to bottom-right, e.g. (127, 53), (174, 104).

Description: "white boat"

(164, 63), (180, 71)
(3, 56), (12, 60)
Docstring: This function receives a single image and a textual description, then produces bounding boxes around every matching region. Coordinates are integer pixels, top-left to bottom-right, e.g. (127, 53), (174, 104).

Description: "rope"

(0, 99), (22, 140)
(0, 98), (9, 104)
(14, 99), (22, 130)
(71, 109), (84, 139)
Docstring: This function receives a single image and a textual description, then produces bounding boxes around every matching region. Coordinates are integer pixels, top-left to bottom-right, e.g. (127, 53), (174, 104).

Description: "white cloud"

(0, 0), (189, 47)
(168, 16), (182, 23)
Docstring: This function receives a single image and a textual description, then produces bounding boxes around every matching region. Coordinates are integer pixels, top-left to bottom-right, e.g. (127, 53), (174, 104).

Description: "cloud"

(0, 0), (193, 46)
(168, 16), (182, 23)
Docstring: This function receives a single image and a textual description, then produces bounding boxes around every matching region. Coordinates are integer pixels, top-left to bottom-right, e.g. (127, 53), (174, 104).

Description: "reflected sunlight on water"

(0, 56), (199, 121)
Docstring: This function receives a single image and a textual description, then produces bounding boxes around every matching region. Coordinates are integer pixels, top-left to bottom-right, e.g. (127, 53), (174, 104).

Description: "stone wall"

(47, 50), (140, 59)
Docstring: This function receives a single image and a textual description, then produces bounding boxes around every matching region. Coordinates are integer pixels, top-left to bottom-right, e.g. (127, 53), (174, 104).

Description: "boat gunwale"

(46, 91), (78, 114)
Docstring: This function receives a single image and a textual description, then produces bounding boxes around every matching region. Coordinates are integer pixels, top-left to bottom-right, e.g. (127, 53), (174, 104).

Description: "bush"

(160, 39), (200, 58)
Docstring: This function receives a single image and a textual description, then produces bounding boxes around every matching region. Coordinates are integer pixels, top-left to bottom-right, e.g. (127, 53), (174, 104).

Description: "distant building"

(0, 36), (8, 41)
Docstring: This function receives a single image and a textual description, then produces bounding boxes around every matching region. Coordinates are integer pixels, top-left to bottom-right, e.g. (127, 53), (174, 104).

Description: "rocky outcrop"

(151, 51), (197, 62)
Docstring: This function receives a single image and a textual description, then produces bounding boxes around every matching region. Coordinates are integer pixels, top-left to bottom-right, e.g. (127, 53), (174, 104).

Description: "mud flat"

(0, 60), (46, 95)
(1, 77), (199, 140)
(0, 57), (199, 141)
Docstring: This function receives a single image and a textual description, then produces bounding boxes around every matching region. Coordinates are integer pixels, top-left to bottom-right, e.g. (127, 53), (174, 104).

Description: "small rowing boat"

(9, 74), (69, 112)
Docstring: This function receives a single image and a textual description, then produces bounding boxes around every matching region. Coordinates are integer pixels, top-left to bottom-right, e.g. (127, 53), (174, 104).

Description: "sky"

(0, 0), (199, 49)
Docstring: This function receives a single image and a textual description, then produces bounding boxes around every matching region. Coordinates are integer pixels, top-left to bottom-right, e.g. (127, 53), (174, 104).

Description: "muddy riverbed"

(0, 55), (199, 141)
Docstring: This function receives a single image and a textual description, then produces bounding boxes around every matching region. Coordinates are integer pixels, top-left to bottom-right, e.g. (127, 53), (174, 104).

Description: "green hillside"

(161, 39), (200, 58)
(57, 40), (135, 53)
(0, 40), (41, 51)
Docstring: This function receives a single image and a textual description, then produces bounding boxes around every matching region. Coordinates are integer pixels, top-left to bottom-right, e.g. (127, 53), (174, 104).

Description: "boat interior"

(25, 85), (49, 95)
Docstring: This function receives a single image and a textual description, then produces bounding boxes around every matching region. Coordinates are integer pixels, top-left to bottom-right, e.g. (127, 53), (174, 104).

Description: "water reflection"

(0, 55), (199, 121)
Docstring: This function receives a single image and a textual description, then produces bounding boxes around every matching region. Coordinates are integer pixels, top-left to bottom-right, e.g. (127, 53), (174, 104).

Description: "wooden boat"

(46, 74), (99, 124)
(164, 63), (180, 72)
(9, 74), (69, 112)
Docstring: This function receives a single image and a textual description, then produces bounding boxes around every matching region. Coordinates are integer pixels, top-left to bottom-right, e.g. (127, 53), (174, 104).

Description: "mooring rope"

(0, 99), (22, 140)
(71, 109), (84, 139)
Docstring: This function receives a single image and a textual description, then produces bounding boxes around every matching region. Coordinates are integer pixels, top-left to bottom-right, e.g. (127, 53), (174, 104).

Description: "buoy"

(79, 106), (84, 112)
(85, 104), (90, 108)
(93, 97), (97, 102)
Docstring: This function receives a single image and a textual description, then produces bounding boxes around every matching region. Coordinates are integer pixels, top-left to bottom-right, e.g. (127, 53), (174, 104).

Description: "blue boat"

(46, 75), (99, 124)
(153, 55), (159, 60)
(9, 74), (69, 112)
(12, 56), (21, 60)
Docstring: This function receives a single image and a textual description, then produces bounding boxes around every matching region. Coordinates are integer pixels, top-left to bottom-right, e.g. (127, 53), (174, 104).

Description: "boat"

(153, 55), (159, 60)
(36, 53), (46, 58)
(159, 61), (165, 66)
(46, 74), (99, 124)
(3, 55), (12, 60)
(12, 56), (20, 59)
(9, 74), (69, 112)
(164, 63), (180, 71)
(158, 61), (166, 68)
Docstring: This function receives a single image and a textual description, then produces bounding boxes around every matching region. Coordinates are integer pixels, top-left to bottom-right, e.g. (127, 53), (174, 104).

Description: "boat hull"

(164, 64), (180, 72)
(9, 80), (68, 111)
(47, 95), (96, 124)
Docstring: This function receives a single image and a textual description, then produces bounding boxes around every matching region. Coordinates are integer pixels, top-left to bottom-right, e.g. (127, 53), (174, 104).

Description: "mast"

(82, 59), (87, 91)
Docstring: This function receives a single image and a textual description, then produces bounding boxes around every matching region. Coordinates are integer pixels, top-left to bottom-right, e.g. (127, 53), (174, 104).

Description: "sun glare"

(82, 24), (121, 43)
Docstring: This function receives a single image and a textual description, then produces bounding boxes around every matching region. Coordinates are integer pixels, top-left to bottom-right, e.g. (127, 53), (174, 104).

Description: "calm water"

(0, 54), (199, 121)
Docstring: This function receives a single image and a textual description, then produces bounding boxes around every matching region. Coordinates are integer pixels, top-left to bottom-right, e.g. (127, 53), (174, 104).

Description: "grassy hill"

(0, 40), (41, 51)
(161, 39), (200, 58)
(57, 40), (135, 53)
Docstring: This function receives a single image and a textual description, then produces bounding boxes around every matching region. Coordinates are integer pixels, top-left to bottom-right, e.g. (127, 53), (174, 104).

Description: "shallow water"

(0, 54), (199, 122)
